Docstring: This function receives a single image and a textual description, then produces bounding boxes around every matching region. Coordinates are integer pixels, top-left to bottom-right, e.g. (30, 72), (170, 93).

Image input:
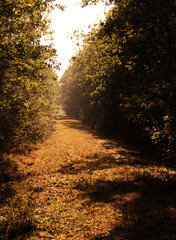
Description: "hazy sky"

(49, 0), (111, 78)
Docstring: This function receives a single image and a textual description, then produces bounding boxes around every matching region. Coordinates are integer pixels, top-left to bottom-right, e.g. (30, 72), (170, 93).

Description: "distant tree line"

(60, 0), (176, 164)
(0, 0), (60, 154)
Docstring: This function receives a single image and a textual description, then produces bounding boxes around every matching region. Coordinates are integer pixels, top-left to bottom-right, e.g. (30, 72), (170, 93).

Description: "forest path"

(11, 118), (176, 239)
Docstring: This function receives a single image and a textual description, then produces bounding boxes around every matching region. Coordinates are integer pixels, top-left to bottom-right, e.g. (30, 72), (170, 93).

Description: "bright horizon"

(49, 0), (111, 78)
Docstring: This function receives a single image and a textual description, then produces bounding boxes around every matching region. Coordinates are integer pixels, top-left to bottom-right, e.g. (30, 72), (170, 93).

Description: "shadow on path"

(61, 118), (162, 168)
(60, 119), (176, 240)
(75, 176), (176, 240)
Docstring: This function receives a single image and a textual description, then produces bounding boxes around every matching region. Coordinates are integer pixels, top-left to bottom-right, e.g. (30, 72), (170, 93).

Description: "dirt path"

(1, 118), (176, 239)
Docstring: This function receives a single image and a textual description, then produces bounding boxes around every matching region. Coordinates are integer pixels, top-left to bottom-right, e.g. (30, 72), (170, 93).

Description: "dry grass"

(1, 118), (176, 239)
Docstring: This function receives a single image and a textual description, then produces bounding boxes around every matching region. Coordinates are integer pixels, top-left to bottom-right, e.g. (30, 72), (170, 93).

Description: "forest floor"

(1, 118), (176, 240)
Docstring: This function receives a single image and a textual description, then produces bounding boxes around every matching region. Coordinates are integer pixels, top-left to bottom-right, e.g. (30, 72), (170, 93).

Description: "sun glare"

(49, 0), (111, 78)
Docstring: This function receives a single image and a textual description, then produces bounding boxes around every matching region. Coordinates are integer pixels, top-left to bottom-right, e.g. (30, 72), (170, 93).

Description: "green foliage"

(60, 0), (176, 163)
(0, 0), (60, 153)
(5, 193), (36, 237)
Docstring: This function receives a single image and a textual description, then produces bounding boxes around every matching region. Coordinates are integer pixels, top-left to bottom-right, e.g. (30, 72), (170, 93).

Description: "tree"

(60, 0), (176, 163)
(0, 0), (60, 152)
